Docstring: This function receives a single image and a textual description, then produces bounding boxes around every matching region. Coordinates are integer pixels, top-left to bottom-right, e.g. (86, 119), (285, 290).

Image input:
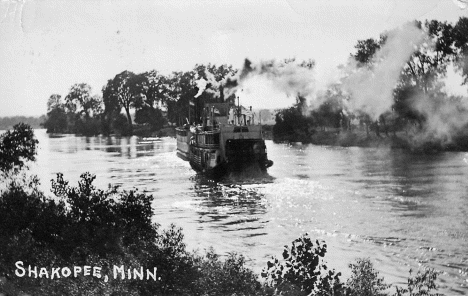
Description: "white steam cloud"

(452, 0), (468, 9)
(410, 92), (468, 145)
(341, 23), (425, 120)
(194, 78), (207, 98)
(217, 21), (468, 147)
(222, 23), (425, 118)
(224, 59), (316, 110)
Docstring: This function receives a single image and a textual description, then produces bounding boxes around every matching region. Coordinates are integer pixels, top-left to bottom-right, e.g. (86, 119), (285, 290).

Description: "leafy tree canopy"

(0, 123), (38, 174)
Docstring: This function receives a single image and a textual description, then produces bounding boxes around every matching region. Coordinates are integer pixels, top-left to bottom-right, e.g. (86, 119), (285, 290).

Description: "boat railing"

(196, 143), (219, 148)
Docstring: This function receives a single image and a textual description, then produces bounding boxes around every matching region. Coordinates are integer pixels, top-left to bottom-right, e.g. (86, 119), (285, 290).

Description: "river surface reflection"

(31, 130), (468, 294)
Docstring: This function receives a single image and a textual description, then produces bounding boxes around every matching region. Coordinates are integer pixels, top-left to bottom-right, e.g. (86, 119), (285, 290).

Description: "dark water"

(29, 129), (468, 294)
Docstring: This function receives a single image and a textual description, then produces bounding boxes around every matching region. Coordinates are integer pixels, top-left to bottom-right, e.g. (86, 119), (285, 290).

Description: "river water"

(28, 129), (468, 294)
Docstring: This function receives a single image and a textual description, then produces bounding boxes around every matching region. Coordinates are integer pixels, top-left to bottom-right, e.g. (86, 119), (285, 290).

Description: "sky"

(0, 0), (467, 117)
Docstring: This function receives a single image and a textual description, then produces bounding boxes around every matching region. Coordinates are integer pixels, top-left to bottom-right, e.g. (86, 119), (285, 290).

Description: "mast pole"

(237, 95), (240, 126)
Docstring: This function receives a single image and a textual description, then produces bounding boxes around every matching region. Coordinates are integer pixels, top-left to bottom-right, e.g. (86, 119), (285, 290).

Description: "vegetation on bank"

(41, 17), (468, 152)
(0, 116), (46, 130)
(273, 17), (468, 152)
(42, 65), (237, 137)
(1, 125), (446, 295)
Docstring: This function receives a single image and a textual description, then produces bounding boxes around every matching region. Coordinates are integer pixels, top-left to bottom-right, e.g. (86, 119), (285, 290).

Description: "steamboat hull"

(225, 139), (273, 172)
(186, 139), (273, 174)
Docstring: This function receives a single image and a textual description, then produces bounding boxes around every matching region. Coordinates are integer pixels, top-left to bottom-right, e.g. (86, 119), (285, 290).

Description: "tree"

(393, 85), (425, 129)
(401, 20), (454, 94)
(261, 233), (344, 295)
(189, 63), (238, 123)
(0, 123), (38, 173)
(43, 107), (68, 133)
(115, 71), (138, 132)
(273, 96), (315, 143)
(43, 94), (68, 133)
(65, 83), (89, 114)
(63, 84), (103, 135)
(133, 70), (169, 130)
(65, 83), (102, 118)
(312, 85), (347, 131)
(102, 79), (121, 134)
(350, 20), (457, 138)
(193, 63), (238, 103)
(103, 71), (142, 135)
(134, 70), (170, 108)
(83, 95), (103, 118)
(353, 37), (383, 66)
(165, 70), (198, 125)
(271, 59), (319, 142)
(134, 107), (166, 130)
(453, 17), (468, 86)
(353, 20), (455, 94)
(346, 258), (389, 296)
(47, 94), (63, 113)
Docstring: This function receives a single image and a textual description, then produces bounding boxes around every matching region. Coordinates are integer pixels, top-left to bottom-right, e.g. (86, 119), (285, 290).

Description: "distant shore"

(273, 129), (468, 153)
(13, 123), (468, 153)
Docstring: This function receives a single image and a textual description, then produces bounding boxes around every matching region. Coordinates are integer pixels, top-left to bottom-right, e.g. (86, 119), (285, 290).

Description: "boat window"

(233, 127), (249, 133)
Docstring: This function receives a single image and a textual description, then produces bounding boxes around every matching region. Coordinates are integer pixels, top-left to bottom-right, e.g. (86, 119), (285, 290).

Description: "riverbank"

(37, 121), (468, 153)
(275, 129), (468, 153)
(133, 125), (176, 137)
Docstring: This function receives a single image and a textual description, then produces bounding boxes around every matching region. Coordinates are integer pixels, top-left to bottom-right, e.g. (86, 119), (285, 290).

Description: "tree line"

(43, 17), (468, 152)
(0, 116), (46, 130)
(43, 64), (237, 136)
(274, 17), (468, 151)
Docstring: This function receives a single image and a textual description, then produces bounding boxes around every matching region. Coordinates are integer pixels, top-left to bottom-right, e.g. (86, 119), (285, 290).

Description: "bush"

(261, 233), (344, 295)
(113, 113), (132, 136)
(74, 117), (102, 136)
(192, 248), (263, 296)
(394, 268), (442, 296)
(0, 123), (38, 174)
(273, 106), (315, 143)
(0, 173), (267, 295)
(346, 258), (389, 296)
(43, 108), (68, 133)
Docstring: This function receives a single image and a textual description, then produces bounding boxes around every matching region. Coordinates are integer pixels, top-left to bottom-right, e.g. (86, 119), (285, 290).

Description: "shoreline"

(35, 125), (468, 153)
(273, 129), (468, 153)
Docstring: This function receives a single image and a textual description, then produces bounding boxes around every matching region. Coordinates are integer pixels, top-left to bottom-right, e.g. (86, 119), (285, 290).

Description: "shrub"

(261, 233), (344, 295)
(394, 268), (442, 296)
(0, 173), (267, 295)
(0, 123), (38, 174)
(346, 258), (390, 296)
(192, 248), (263, 296)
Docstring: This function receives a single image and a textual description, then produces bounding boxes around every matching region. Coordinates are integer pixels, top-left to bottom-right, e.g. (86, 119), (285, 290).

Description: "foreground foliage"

(261, 235), (343, 295)
(0, 176), (445, 295)
(0, 172), (266, 295)
(0, 125), (445, 295)
(0, 123), (38, 174)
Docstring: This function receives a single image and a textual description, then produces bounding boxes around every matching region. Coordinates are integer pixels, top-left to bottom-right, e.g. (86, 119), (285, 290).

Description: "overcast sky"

(0, 0), (467, 117)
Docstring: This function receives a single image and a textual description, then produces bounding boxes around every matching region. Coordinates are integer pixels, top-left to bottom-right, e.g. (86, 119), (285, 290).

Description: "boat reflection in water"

(176, 102), (273, 178)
